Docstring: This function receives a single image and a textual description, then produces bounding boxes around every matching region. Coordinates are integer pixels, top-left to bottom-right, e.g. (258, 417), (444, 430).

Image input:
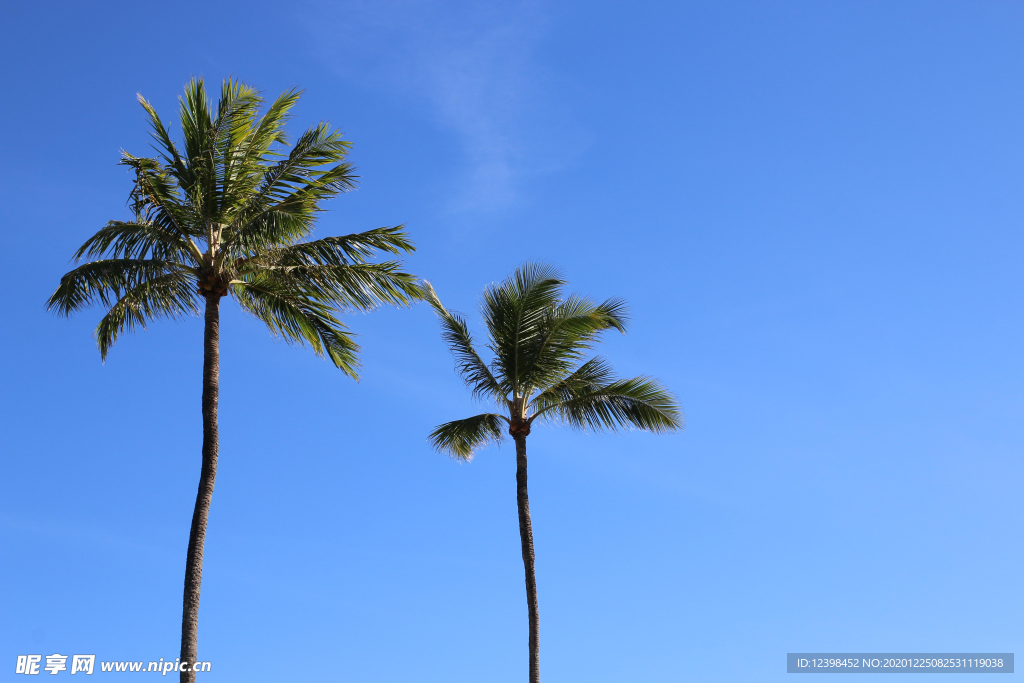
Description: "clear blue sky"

(1, 1), (1021, 681)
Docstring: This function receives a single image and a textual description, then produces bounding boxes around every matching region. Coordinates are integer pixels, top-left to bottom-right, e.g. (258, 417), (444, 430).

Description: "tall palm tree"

(425, 264), (682, 683)
(48, 78), (422, 683)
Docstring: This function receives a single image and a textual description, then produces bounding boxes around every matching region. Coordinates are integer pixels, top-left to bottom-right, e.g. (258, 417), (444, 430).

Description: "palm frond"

(222, 124), (357, 252)
(212, 88), (298, 219)
(137, 94), (192, 190)
(522, 295), (629, 393)
(263, 227), (416, 266)
(531, 356), (617, 411)
(119, 154), (200, 238)
(215, 81), (276, 219)
(423, 283), (505, 403)
(48, 259), (195, 316)
(94, 271), (201, 359)
(482, 263), (565, 396)
(178, 77), (213, 165)
(230, 226), (421, 311)
(173, 77), (262, 221)
(251, 262), (420, 311)
(429, 413), (507, 460)
(222, 209), (314, 257)
(231, 278), (361, 377)
(240, 88), (299, 158)
(73, 221), (202, 265)
(532, 363), (682, 434)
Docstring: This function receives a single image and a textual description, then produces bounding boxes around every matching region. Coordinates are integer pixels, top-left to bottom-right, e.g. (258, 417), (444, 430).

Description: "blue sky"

(1, 1), (1022, 681)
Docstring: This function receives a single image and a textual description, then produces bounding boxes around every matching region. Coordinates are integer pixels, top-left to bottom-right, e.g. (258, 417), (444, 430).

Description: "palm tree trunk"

(180, 294), (221, 683)
(514, 435), (540, 683)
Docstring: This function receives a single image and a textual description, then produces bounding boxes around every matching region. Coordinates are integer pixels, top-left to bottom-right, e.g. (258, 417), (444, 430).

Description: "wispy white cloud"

(301, 0), (584, 213)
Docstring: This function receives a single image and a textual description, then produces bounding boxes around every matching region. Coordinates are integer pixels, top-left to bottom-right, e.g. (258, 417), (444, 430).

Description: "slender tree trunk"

(515, 435), (540, 683)
(180, 294), (221, 683)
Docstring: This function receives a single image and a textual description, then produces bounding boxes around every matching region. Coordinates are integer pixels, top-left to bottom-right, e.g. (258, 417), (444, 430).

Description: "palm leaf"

(48, 259), (194, 316)
(73, 221), (202, 264)
(222, 125), (357, 253)
(94, 271), (201, 359)
(253, 262), (421, 311)
(232, 278), (360, 377)
(482, 263), (565, 396)
(119, 155), (199, 238)
(531, 356), (617, 410)
(521, 295), (629, 394)
(429, 413), (507, 460)
(137, 94), (192, 190)
(423, 282), (505, 402)
(532, 365), (682, 434)
(267, 227), (416, 264)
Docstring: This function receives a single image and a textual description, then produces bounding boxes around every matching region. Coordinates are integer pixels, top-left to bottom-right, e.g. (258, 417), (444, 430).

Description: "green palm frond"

(242, 226), (421, 310)
(232, 278), (361, 377)
(239, 88), (299, 158)
(482, 263), (565, 396)
(215, 91), (294, 219)
(73, 221), (202, 264)
(533, 366), (682, 434)
(531, 356), (617, 410)
(48, 259), (195, 316)
(137, 95), (191, 189)
(176, 78), (262, 207)
(222, 124), (357, 254)
(94, 271), (202, 359)
(267, 227), (416, 263)
(521, 295), (628, 393)
(223, 209), (315, 258)
(249, 261), (420, 311)
(423, 283), (505, 402)
(429, 413), (507, 460)
(178, 77), (214, 168)
(120, 155), (200, 238)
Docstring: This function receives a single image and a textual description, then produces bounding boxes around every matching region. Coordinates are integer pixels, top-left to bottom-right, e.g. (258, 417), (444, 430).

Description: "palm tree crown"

(48, 78), (420, 373)
(427, 263), (682, 456)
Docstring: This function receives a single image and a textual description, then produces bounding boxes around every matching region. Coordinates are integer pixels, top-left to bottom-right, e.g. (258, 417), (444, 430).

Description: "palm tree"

(48, 78), (422, 683)
(425, 263), (682, 683)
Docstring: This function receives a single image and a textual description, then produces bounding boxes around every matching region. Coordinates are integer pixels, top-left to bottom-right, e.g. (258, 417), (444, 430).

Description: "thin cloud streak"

(301, 0), (585, 213)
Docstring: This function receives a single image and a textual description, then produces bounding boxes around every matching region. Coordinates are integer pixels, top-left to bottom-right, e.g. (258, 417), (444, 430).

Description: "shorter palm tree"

(425, 263), (682, 683)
